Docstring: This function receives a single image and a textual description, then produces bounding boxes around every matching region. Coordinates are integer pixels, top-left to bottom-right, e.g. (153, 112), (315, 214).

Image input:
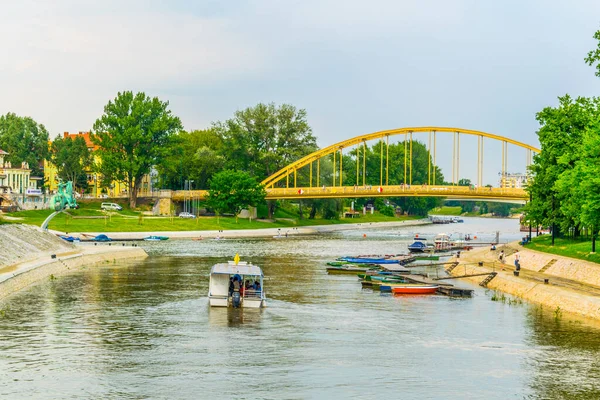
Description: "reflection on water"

(1, 218), (600, 399)
(208, 306), (265, 328)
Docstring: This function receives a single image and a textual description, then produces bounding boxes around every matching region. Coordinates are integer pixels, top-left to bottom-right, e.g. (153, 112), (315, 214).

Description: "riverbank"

(452, 243), (600, 320)
(50, 218), (431, 240)
(0, 225), (147, 301)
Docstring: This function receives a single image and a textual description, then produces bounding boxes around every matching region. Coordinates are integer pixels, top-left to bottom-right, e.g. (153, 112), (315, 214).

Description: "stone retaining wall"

(505, 248), (600, 287)
(0, 247), (148, 301)
(0, 224), (73, 268)
(453, 246), (600, 320)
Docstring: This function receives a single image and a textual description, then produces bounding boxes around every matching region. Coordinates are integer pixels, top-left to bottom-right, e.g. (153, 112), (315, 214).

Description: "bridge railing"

(170, 185), (527, 201)
(264, 185), (527, 200)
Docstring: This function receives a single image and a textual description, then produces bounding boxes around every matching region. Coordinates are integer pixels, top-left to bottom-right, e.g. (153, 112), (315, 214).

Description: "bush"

(380, 205), (395, 217)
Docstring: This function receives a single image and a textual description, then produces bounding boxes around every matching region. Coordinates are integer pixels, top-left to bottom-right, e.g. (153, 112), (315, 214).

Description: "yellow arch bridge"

(172, 126), (539, 203)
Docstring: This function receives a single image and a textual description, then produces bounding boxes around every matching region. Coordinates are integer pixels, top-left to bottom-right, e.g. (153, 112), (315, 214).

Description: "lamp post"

(189, 180), (194, 215)
(184, 180), (188, 213)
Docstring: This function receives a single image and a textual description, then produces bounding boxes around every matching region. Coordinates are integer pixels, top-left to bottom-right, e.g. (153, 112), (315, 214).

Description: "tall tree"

(157, 129), (224, 190)
(560, 122), (600, 230)
(50, 135), (92, 191)
(207, 170), (266, 222)
(525, 95), (599, 234)
(92, 91), (182, 208)
(213, 103), (318, 180)
(0, 113), (49, 176)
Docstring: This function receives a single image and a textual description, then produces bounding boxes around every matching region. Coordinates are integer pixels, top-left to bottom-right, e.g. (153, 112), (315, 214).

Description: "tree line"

(0, 91), (452, 218)
(524, 28), (600, 245)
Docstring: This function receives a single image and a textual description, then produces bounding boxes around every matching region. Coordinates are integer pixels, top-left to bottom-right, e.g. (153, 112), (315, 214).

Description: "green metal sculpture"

(42, 181), (78, 230)
(51, 181), (78, 211)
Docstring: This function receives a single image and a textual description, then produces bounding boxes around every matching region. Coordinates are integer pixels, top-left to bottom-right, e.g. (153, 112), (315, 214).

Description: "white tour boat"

(208, 259), (266, 308)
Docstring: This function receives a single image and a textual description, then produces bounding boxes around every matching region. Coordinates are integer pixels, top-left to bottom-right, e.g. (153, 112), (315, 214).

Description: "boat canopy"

(210, 262), (264, 276)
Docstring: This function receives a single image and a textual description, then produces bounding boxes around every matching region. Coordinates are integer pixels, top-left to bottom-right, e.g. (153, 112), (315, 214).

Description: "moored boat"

(340, 257), (400, 264)
(408, 236), (432, 253)
(144, 235), (169, 241)
(60, 235), (80, 243)
(93, 234), (111, 242)
(208, 259), (266, 308)
(391, 284), (439, 294)
(327, 266), (370, 274)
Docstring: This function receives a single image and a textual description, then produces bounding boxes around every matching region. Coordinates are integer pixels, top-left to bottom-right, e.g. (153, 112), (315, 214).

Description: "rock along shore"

(0, 225), (147, 301)
(452, 242), (600, 321)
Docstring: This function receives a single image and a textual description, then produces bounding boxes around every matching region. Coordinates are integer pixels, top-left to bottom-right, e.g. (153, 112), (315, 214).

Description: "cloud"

(0, 1), (267, 86)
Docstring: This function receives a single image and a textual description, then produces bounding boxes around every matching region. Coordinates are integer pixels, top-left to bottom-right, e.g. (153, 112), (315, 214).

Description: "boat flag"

(297, 189), (304, 194)
(234, 253), (240, 265)
(377, 186), (383, 193)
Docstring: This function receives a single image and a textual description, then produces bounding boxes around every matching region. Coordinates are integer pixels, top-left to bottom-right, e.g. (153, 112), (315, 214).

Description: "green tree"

(50, 135), (92, 192)
(525, 95), (599, 235)
(488, 202), (515, 217)
(213, 102), (318, 218)
(92, 91), (182, 208)
(585, 29), (600, 77)
(207, 170), (266, 222)
(0, 113), (49, 176)
(560, 125), (600, 231)
(158, 129), (224, 190)
(213, 103), (318, 180)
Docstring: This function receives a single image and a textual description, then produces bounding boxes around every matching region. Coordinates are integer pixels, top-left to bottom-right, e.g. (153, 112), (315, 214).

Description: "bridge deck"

(171, 185), (527, 202)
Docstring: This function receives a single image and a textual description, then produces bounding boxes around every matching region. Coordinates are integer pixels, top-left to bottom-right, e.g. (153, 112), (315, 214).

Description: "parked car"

(101, 202), (123, 211)
(179, 212), (196, 219)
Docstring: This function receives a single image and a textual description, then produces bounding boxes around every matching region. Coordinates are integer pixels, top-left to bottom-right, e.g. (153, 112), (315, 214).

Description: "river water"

(1, 218), (600, 399)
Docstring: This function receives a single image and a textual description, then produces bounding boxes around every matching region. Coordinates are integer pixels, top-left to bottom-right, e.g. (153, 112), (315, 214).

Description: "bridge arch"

(261, 126), (540, 190)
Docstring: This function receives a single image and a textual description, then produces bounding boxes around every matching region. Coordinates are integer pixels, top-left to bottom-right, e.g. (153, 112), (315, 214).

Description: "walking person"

(499, 250), (505, 264)
(514, 252), (520, 271)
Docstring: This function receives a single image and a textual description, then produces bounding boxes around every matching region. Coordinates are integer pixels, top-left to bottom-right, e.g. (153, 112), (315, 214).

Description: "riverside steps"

(0, 224), (147, 301)
(451, 243), (600, 320)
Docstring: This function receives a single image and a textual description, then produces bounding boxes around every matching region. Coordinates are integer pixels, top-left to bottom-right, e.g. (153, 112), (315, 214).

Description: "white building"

(0, 149), (45, 210)
(499, 172), (529, 189)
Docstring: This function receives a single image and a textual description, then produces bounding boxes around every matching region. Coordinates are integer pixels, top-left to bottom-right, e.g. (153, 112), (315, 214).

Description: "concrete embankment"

(452, 243), (600, 320)
(0, 224), (147, 301)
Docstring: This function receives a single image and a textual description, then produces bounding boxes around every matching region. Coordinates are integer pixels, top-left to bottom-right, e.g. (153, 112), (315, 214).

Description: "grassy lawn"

(4, 206), (423, 232)
(429, 206), (462, 216)
(526, 235), (600, 264)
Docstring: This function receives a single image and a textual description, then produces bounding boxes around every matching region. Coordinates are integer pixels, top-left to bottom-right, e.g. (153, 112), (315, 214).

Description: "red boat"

(391, 285), (438, 295)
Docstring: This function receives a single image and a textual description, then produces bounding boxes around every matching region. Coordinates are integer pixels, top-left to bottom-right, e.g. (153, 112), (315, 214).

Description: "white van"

(101, 202), (123, 211)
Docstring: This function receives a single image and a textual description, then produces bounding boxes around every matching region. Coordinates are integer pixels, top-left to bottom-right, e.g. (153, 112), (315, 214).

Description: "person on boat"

(254, 280), (261, 291)
(233, 277), (241, 293)
(229, 277), (234, 297)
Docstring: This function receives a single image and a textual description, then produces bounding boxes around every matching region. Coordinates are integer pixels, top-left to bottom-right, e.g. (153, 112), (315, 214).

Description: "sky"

(2, 0), (600, 185)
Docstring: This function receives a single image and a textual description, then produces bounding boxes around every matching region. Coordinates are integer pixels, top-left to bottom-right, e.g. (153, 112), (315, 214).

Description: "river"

(1, 217), (600, 399)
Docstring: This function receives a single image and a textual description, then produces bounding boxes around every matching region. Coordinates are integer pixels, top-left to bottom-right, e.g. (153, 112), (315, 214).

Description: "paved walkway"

(459, 243), (600, 297)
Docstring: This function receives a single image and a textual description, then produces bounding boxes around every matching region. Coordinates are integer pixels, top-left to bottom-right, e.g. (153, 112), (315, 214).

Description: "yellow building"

(44, 132), (154, 198)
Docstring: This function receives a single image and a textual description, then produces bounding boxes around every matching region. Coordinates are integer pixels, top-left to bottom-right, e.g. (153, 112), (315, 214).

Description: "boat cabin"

(208, 261), (266, 308)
